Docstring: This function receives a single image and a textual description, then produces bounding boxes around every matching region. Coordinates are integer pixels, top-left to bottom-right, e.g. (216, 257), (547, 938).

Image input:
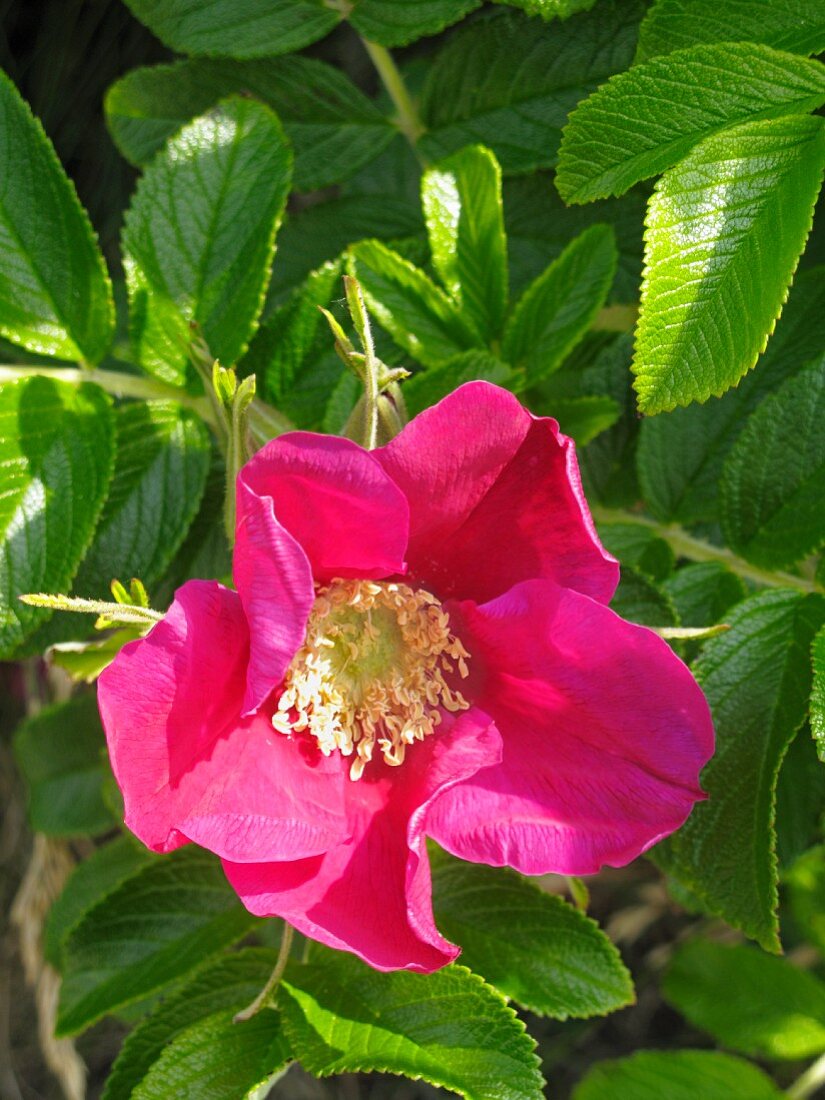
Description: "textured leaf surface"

(813, 625), (825, 763)
(403, 352), (512, 417)
(0, 377), (114, 656)
(123, 97), (291, 385)
(349, 240), (481, 367)
(597, 524), (674, 582)
(498, 0), (598, 18)
(73, 402), (211, 596)
(662, 564), (746, 627)
(577, 335), (640, 507)
(57, 847), (258, 1036)
(664, 940), (825, 1059)
(349, 0), (481, 46)
(422, 146), (508, 341)
(0, 71), (113, 361)
(634, 115), (825, 413)
(280, 947), (544, 1100)
(573, 1050), (784, 1100)
(13, 693), (112, 837)
(106, 57), (393, 192)
(503, 225), (616, 383)
(419, 2), (644, 172)
(557, 43), (825, 203)
(610, 567), (677, 627)
(654, 590), (825, 950)
(432, 857), (633, 1019)
(636, 0), (825, 62)
(720, 358), (825, 568)
(124, 0), (339, 58)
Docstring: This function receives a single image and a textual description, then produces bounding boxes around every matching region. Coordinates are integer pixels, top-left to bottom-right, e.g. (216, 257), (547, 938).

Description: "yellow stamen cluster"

(271, 579), (470, 780)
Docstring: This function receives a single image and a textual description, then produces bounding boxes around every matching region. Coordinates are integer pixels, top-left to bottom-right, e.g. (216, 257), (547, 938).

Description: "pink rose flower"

(98, 383), (713, 973)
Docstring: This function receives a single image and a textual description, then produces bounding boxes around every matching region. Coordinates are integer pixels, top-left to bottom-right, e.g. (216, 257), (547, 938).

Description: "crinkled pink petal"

(427, 580), (714, 876)
(98, 581), (350, 861)
(222, 709), (502, 973)
(376, 381), (618, 604)
(233, 478), (315, 715)
(238, 431), (409, 584)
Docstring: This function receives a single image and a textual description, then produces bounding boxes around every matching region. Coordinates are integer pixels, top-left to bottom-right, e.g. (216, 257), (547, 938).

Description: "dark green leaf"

(633, 115), (825, 413)
(573, 1050), (784, 1100)
(662, 564), (746, 627)
(13, 693), (112, 837)
(0, 70), (114, 362)
(419, 2), (644, 173)
(664, 940), (825, 1059)
(597, 523), (674, 582)
(636, 0), (825, 62)
(786, 845), (825, 955)
(577, 335), (641, 507)
(124, 0), (340, 58)
(0, 377), (114, 656)
(503, 225), (616, 384)
(720, 358), (825, 568)
(422, 146), (508, 341)
(57, 847), (259, 1036)
(774, 727), (825, 868)
(349, 0), (481, 46)
(105, 57), (394, 192)
(403, 352), (512, 417)
(280, 947), (544, 1100)
(496, 0), (598, 18)
(541, 395), (620, 447)
(654, 590), (825, 950)
(610, 567), (677, 627)
(431, 856), (633, 1019)
(123, 97), (291, 385)
(813, 624), (825, 762)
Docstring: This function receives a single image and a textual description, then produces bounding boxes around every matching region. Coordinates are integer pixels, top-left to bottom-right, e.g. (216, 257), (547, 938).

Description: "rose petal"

(98, 581), (350, 860)
(238, 431), (409, 583)
(427, 580), (714, 876)
(376, 381), (617, 604)
(223, 709), (502, 972)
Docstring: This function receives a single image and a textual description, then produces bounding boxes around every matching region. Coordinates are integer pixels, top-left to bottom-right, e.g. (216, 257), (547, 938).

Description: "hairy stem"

(361, 39), (427, 152)
(590, 505), (823, 595)
(787, 1052), (825, 1100)
(234, 924), (294, 1023)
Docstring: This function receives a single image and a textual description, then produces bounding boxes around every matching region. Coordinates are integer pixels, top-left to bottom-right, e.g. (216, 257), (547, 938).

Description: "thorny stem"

(787, 1052), (825, 1099)
(234, 924), (294, 1023)
(361, 39), (427, 155)
(590, 505), (823, 595)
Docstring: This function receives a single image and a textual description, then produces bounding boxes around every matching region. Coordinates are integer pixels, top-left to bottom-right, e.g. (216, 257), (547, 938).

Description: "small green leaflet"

(0, 377), (114, 657)
(812, 625), (825, 762)
(419, 1), (644, 172)
(123, 97), (291, 386)
(662, 564), (746, 628)
(653, 589), (825, 951)
(636, 0), (825, 62)
(105, 57), (394, 192)
(720, 358), (825, 568)
(56, 847), (259, 1036)
(279, 946), (545, 1100)
(503, 225), (617, 384)
(0, 71), (113, 361)
(496, 0), (598, 18)
(348, 0), (481, 47)
(422, 146), (508, 342)
(556, 43), (825, 204)
(633, 115), (825, 413)
(13, 693), (113, 837)
(572, 1050), (784, 1100)
(547, 396), (620, 447)
(124, 0), (340, 58)
(431, 855), (634, 1019)
(663, 940), (825, 1060)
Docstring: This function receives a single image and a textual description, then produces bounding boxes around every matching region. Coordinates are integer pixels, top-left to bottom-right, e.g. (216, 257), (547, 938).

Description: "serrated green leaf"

(653, 590), (825, 950)
(610, 567), (677, 627)
(57, 847), (259, 1036)
(558, 44), (825, 205)
(637, 267), (825, 524)
(103, 949), (283, 1100)
(664, 940), (825, 1059)
(633, 115), (825, 413)
(73, 402), (210, 598)
(813, 624), (825, 762)
(349, 0), (481, 46)
(720, 358), (825, 568)
(0, 377), (114, 656)
(105, 57), (393, 192)
(662, 563), (746, 627)
(124, 0), (340, 58)
(422, 146), (508, 341)
(431, 856), (633, 1019)
(572, 1050), (784, 1100)
(786, 844), (825, 955)
(45, 837), (154, 968)
(350, 239), (481, 368)
(13, 693), (112, 837)
(419, 2), (644, 173)
(636, 0), (825, 62)
(123, 97), (291, 386)
(280, 947), (544, 1100)
(403, 352), (512, 417)
(503, 225), (616, 384)
(597, 523), (674, 582)
(0, 71), (114, 362)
